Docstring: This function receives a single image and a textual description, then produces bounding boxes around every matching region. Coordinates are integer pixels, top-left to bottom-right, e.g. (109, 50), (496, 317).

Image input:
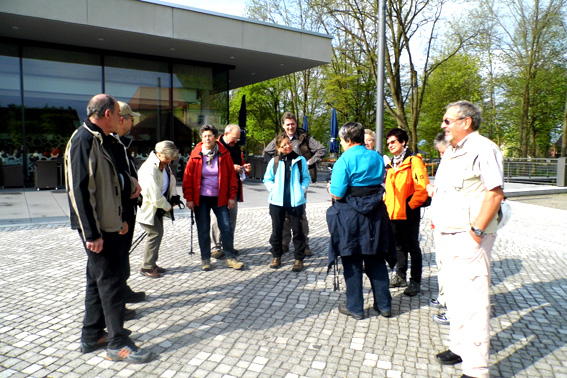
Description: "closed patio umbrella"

(329, 108), (339, 153)
(238, 95), (247, 146)
(302, 115), (308, 132)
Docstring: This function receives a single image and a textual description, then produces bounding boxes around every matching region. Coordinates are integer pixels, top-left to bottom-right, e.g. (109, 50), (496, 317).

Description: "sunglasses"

(443, 117), (466, 125)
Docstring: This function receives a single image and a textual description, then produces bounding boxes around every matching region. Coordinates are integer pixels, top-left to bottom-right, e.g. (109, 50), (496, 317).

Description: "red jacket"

(182, 141), (238, 207)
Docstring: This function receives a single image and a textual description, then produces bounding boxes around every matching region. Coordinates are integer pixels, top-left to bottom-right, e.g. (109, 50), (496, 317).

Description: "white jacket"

(137, 151), (178, 226)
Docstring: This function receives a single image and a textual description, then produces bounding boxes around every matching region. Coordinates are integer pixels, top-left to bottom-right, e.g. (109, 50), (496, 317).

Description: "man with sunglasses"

(431, 101), (504, 378)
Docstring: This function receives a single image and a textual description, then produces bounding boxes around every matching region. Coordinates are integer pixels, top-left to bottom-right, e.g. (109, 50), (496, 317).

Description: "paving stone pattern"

(1, 200), (566, 378)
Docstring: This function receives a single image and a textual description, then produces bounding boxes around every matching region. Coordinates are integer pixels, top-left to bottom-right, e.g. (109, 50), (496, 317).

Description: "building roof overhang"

(0, 0), (332, 90)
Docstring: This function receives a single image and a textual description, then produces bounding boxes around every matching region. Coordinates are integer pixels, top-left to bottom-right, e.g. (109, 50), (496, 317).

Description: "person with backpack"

(263, 134), (311, 272)
(384, 128), (430, 297)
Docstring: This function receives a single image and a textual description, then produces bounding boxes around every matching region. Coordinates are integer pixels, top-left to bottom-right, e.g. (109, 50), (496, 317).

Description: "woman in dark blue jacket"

(327, 122), (397, 320)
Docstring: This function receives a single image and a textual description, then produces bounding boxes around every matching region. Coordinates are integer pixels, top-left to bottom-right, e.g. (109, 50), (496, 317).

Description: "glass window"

(105, 56), (170, 157)
(0, 43), (22, 163)
(21, 46), (101, 184)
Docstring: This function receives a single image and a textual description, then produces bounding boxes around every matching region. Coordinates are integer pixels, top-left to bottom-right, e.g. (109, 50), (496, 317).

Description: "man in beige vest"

(430, 101), (504, 378)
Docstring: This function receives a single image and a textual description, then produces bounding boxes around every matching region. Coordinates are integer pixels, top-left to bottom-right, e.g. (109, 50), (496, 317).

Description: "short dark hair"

(282, 112), (297, 124)
(386, 128), (408, 146)
(275, 133), (290, 148)
(446, 100), (482, 131)
(338, 122), (364, 144)
(434, 132), (450, 150)
(200, 124), (218, 137)
(86, 94), (116, 119)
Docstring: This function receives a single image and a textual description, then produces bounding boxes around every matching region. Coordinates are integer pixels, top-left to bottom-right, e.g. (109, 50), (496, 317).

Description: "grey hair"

(224, 124), (240, 134)
(434, 132), (450, 151)
(364, 129), (375, 140)
(155, 140), (179, 160)
(86, 94), (116, 118)
(446, 100), (482, 131)
(338, 122), (364, 144)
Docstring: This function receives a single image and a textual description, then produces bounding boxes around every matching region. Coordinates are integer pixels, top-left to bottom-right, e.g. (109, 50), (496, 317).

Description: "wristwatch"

(471, 226), (484, 237)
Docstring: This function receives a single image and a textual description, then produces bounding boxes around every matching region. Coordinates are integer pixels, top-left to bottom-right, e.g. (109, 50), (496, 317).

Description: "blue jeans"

(341, 254), (391, 316)
(195, 196), (235, 260)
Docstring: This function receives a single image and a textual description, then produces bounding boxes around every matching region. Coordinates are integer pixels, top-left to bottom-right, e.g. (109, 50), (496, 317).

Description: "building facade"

(0, 0), (331, 187)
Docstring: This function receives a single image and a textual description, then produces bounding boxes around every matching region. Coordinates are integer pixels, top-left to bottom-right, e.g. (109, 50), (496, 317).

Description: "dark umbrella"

(238, 95), (247, 146)
(329, 108), (339, 153)
(302, 115), (309, 132)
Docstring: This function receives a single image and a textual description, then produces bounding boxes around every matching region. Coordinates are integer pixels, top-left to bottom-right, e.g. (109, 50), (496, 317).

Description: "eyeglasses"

(229, 136), (240, 142)
(443, 117), (465, 125)
(386, 139), (398, 146)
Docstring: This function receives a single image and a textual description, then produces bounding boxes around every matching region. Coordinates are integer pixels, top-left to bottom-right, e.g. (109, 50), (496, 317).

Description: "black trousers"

(81, 231), (133, 349)
(391, 205), (422, 284)
(269, 204), (305, 260)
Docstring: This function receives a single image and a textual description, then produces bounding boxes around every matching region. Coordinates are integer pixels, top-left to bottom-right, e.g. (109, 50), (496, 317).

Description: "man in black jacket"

(264, 112), (326, 256)
(211, 124), (251, 259)
(65, 94), (151, 363)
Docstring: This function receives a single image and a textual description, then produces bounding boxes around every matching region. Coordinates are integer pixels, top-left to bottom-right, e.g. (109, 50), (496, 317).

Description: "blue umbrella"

(329, 108), (339, 153)
(302, 115), (308, 132)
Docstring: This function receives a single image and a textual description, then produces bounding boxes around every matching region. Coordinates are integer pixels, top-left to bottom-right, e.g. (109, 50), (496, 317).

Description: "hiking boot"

(292, 260), (304, 272)
(304, 247), (313, 257)
(373, 304), (392, 318)
(211, 249), (225, 259)
(124, 308), (136, 321)
(106, 345), (152, 364)
(389, 273), (407, 288)
(403, 281), (421, 296)
(125, 291), (146, 303)
(140, 268), (160, 278)
(338, 303), (364, 320)
(269, 257), (281, 269)
(201, 259), (211, 271)
(226, 258), (244, 270)
(80, 332), (108, 353)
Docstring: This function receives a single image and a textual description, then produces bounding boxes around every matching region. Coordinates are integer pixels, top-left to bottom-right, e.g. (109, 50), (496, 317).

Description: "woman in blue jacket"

(327, 122), (397, 320)
(264, 134), (311, 272)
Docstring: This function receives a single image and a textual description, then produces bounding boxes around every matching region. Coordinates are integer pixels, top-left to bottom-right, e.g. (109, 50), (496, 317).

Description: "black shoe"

(435, 350), (462, 365)
(80, 332), (108, 353)
(338, 303), (364, 320)
(125, 291), (146, 303)
(124, 308), (136, 321)
(373, 304), (392, 318)
(403, 281), (421, 296)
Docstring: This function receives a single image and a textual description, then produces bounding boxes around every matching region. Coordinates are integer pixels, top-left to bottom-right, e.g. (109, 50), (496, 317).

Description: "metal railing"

(424, 158), (561, 185)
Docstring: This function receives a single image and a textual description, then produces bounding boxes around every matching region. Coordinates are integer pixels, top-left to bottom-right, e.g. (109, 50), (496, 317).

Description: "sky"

(163, 0), (248, 17)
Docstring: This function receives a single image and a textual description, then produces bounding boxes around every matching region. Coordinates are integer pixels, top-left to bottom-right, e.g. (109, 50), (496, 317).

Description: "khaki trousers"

(437, 231), (495, 378)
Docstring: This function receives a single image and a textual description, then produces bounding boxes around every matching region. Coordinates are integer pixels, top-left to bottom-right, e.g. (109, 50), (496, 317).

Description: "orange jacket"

(384, 153), (430, 220)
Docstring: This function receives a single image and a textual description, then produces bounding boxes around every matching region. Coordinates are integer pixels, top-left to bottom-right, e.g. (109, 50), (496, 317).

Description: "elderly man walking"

(431, 101), (504, 378)
(65, 94), (151, 363)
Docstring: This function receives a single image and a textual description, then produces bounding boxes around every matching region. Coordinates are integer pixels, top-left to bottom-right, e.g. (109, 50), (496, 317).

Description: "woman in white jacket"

(137, 141), (179, 278)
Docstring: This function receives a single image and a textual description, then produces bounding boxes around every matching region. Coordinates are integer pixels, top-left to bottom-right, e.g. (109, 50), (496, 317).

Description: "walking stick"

(129, 230), (147, 255)
(189, 209), (195, 255)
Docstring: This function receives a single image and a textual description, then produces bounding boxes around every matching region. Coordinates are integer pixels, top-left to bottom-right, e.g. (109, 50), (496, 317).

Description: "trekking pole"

(189, 209), (195, 255)
(129, 230), (147, 255)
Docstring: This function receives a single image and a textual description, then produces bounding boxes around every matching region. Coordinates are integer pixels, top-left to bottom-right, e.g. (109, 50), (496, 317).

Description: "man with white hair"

(210, 124), (251, 259)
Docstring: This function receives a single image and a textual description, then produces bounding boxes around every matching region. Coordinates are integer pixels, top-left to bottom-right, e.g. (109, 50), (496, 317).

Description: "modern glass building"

(0, 0), (331, 187)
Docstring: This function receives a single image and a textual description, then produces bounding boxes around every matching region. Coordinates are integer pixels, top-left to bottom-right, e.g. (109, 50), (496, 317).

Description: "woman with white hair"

(137, 140), (180, 278)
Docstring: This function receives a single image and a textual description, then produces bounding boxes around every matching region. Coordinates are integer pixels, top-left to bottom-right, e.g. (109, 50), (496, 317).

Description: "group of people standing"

(66, 94), (503, 378)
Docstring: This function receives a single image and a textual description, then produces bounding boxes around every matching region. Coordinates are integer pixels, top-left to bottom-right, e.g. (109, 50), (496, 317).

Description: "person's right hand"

(86, 237), (104, 253)
(187, 201), (195, 210)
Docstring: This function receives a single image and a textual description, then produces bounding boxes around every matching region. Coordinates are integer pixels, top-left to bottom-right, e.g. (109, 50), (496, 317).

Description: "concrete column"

(557, 157), (567, 187)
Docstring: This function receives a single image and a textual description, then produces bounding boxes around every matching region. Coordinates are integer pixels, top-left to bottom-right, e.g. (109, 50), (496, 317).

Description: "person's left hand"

(228, 199), (236, 210)
(118, 221), (128, 235)
(243, 163), (251, 173)
(469, 229), (482, 245)
(130, 177), (142, 199)
(234, 164), (243, 173)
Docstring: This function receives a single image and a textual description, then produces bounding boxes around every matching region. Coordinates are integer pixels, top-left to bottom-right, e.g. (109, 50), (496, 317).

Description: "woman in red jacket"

(182, 124), (242, 271)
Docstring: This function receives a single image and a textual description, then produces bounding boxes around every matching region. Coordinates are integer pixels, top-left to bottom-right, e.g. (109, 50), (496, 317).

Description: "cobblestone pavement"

(1, 199), (566, 378)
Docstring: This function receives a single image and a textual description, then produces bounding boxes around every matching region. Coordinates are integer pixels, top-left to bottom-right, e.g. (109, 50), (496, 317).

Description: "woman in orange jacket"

(384, 128), (430, 296)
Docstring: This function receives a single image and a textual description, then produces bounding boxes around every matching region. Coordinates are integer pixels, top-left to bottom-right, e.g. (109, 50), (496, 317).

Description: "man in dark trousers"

(211, 124), (251, 259)
(112, 101), (144, 310)
(65, 94), (151, 363)
(264, 112), (326, 255)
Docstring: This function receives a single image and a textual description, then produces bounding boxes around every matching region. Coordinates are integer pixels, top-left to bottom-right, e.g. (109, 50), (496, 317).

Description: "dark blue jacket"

(326, 188), (397, 270)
